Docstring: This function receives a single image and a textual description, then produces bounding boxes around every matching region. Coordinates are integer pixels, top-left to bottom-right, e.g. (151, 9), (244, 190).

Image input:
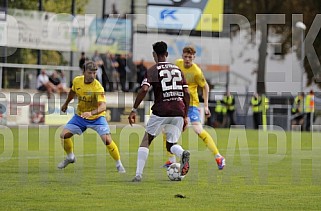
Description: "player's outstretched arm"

(61, 89), (76, 113)
(81, 101), (107, 119)
(128, 85), (149, 126)
(202, 82), (211, 117)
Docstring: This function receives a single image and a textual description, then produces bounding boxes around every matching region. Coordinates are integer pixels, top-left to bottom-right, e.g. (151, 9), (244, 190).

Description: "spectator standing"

(251, 93), (262, 129)
(214, 99), (227, 128)
(305, 90), (315, 131)
(223, 91), (236, 126)
(110, 53), (120, 91)
(291, 92), (305, 130)
(251, 93), (269, 130)
(92, 50), (107, 91)
(136, 58), (147, 91)
(79, 52), (86, 69)
(126, 53), (137, 92)
(102, 52), (114, 92)
(116, 54), (128, 92)
(136, 58), (153, 99)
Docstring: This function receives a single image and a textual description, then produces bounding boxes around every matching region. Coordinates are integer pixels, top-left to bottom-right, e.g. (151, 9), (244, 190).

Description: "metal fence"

(208, 93), (320, 131)
(0, 63), (319, 130)
(0, 63), (80, 90)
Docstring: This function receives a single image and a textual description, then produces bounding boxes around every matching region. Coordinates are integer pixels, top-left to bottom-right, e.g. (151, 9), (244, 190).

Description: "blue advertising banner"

(147, 0), (224, 32)
(72, 16), (131, 54)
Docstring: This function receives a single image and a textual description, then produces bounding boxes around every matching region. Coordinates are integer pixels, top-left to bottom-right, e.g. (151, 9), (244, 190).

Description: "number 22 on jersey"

(159, 69), (183, 91)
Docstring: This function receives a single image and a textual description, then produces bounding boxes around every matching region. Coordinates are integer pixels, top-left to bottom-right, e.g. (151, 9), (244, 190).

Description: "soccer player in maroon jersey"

(164, 46), (225, 170)
(128, 41), (190, 182)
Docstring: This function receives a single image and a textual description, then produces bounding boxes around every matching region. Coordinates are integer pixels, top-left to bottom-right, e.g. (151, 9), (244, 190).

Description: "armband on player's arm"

(131, 108), (137, 113)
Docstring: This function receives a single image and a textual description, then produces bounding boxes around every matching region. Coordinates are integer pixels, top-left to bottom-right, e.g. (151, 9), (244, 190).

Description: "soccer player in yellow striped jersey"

(57, 61), (126, 173)
(164, 46), (225, 170)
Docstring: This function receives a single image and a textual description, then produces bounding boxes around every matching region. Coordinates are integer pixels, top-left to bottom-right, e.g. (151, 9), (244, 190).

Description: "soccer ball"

(167, 163), (182, 181)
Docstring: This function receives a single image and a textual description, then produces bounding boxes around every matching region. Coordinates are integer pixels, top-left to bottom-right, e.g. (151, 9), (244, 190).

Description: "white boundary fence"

(0, 63), (80, 90)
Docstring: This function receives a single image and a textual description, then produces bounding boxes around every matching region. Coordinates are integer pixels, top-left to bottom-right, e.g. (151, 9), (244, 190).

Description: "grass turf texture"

(0, 126), (321, 210)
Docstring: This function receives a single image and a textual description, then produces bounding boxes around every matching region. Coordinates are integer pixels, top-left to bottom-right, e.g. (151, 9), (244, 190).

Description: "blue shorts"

(64, 115), (110, 136)
(188, 106), (201, 123)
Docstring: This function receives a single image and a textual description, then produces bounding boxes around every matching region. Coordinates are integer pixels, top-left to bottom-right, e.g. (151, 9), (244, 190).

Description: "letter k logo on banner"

(160, 9), (177, 20)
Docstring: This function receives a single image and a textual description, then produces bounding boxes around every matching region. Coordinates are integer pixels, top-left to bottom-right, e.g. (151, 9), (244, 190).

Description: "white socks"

(67, 153), (75, 160)
(136, 147), (149, 177)
(170, 145), (184, 158)
(115, 160), (122, 166)
(169, 154), (176, 163)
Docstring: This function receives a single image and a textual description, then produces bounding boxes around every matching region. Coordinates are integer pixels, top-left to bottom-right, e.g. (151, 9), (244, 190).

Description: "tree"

(44, 0), (88, 14)
(231, 0), (321, 93)
(8, 0), (88, 15)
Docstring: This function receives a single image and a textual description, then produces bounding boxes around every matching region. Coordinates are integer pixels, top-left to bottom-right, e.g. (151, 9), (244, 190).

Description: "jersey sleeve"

(141, 76), (150, 87)
(96, 92), (106, 102)
(141, 67), (155, 87)
(195, 69), (206, 88)
(95, 85), (106, 102)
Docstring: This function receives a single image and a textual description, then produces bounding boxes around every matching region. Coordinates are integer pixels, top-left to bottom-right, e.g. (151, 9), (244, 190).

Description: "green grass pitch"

(0, 125), (321, 210)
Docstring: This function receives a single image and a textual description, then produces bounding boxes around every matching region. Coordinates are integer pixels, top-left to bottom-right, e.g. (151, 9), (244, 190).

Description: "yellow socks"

(61, 138), (73, 154)
(164, 130), (221, 160)
(198, 130), (220, 156)
(163, 133), (167, 150)
(106, 141), (120, 161)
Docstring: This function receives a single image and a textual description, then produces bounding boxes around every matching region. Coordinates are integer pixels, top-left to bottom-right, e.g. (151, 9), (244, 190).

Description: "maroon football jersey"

(141, 62), (188, 117)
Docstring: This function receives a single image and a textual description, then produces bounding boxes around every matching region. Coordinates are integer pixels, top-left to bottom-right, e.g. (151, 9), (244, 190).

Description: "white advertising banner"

(5, 9), (72, 51)
(0, 9), (131, 53)
(0, 21), (7, 46)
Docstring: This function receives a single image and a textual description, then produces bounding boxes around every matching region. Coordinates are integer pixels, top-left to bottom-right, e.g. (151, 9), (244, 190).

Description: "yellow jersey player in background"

(57, 61), (126, 173)
(164, 46), (225, 170)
